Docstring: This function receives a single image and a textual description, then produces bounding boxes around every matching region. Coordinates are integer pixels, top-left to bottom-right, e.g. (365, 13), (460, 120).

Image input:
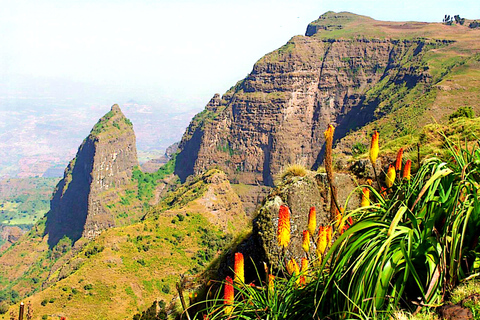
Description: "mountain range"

(1, 11), (480, 320)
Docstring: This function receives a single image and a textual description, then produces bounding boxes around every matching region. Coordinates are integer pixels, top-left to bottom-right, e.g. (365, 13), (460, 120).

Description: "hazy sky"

(1, 0), (480, 112)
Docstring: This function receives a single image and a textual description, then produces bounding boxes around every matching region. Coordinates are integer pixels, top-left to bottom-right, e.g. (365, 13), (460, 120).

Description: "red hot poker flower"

(370, 130), (379, 165)
(234, 252), (244, 284)
(308, 206), (316, 237)
(403, 159), (412, 181)
(302, 230), (310, 253)
(395, 148), (404, 171)
(277, 205), (291, 249)
(224, 276), (234, 315)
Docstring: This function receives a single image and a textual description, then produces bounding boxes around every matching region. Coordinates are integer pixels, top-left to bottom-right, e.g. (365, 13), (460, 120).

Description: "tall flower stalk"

(324, 124), (339, 221)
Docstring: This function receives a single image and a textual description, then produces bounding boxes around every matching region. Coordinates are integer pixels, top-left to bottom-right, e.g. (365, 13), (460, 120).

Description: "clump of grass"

(278, 164), (308, 181)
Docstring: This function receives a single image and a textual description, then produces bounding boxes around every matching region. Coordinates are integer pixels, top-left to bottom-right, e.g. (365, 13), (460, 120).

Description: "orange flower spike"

(299, 258), (308, 286)
(277, 205), (291, 249)
(302, 230), (310, 253)
(286, 258), (300, 276)
(395, 148), (404, 171)
(224, 276), (234, 315)
(316, 226), (328, 257)
(361, 187), (370, 207)
(369, 130), (379, 165)
(234, 252), (244, 284)
(403, 159), (412, 181)
(366, 178), (373, 186)
(307, 206), (316, 237)
(386, 164), (396, 188)
(268, 274), (275, 294)
(325, 225), (332, 245)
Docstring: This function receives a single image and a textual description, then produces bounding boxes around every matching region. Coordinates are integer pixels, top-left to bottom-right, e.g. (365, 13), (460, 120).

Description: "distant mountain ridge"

(175, 11), (480, 186)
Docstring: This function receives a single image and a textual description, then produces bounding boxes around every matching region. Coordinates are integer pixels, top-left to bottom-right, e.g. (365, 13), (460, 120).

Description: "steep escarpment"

(175, 11), (480, 186)
(44, 104), (138, 247)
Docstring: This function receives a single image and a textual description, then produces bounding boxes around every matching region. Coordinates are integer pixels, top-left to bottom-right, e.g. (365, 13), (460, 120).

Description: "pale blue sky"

(1, 0), (479, 111)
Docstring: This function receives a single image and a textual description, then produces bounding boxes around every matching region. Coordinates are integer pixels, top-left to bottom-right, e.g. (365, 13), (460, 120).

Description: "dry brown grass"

(278, 164), (308, 183)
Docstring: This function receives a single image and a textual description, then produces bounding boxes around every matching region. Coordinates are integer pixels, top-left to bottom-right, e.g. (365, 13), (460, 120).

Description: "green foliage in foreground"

(194, 140), (480, 319)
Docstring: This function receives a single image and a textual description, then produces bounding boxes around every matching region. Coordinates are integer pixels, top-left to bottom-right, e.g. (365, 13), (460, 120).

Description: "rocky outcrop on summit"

(175, 11), (475, 186)
(44, 105), (138, 247)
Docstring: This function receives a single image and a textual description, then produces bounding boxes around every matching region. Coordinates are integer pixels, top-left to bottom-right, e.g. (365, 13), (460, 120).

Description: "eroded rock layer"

(175, 12), (451, 186)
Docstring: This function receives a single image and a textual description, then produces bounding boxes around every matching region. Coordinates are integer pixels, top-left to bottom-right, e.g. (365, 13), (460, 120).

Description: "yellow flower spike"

(324, 124), (335, 140)
(299, 258), (309, 286)
(395, 148), (404, 171)
(224, 276), (234, 315)
(234, 252), (244, 284)
(268, 274), (275, 296)
(307, 206), (316, 237)
(403, 159), (412, 181)
(386, 164), (396, 188)
(361, 187), (370, 207)
(325, 225), (332, 245)
(277, 205), (291, 249)
(302, 230), (310, 253)
(301, 257), (309, 272)
(286, 258), (300, 276)
(316, 226), (328, 257)
(369, 130), (379, 165)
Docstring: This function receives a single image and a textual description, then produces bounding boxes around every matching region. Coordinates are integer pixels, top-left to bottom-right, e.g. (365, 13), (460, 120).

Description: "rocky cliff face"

(44, 105), (138, 247)
(175, 11), (470, 186)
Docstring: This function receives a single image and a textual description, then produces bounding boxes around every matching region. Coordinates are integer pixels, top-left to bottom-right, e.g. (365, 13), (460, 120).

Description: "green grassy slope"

(0, 169), (248, 320)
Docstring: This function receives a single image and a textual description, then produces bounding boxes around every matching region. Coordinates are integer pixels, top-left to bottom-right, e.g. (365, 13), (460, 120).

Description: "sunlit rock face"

(45, 104), (138, 247)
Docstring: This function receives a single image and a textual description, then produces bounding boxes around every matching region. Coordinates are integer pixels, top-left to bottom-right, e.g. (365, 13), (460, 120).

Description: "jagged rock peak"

(89, 104), (133, 138)
(111, 103), (121, 113)
(44, 105), (138, 247)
